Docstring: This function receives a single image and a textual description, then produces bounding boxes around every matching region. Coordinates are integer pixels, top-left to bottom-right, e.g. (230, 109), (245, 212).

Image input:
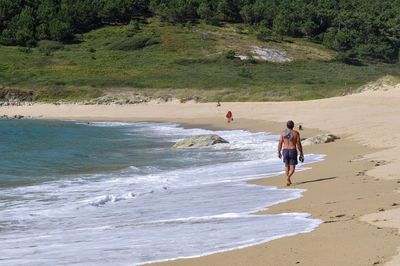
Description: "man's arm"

(278, 133), (283, 159)
(297, 132), (303, 156)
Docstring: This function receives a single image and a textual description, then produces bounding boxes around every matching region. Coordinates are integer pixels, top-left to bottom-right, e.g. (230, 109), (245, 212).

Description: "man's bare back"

(280, 129), (301, 150)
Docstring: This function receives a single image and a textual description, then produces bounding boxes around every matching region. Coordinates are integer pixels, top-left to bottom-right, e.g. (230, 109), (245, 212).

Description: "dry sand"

(2, 83), (400, 265)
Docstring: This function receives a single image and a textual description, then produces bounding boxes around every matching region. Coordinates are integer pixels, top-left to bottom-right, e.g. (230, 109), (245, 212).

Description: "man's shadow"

(294, 176), (337, 185)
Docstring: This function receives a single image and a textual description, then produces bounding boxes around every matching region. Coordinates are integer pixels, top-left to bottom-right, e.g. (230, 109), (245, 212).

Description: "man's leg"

(285, 164), (290, 186)
(286, 165), (296, 185)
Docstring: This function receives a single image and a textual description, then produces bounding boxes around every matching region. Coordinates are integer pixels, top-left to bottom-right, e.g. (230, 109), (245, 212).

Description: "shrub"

(302, 79), (314, 84)
(54, 80), (66, 86)
(336, 50), (362, 65)
(174, 58), (216, 65)
(37, 40), (64, 52)
(126, 19), (141, 37)
(223, 50), (236, 59)
(256, 27), (273, 41)
(48, 19), (73, 42)
(18, 47), (32, 53)
(235, 24), (245, 34)
(244, 52), (257, 64)
(185, 21), (193, 31)
(42, 49), (52, 56)
(108, 35), (160, 51)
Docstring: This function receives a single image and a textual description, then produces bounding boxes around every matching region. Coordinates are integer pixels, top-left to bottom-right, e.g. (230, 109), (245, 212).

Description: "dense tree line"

(0, 0), (150, 45)
(1, 0), (400, 63)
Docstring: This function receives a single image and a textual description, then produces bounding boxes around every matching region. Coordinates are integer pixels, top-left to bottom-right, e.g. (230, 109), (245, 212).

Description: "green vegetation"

(1, 0), (400, 102)
(37, 40), (64, 56)
(2, 0), (400, 63)
(0, 20), (400, 102)
(0, 87), (102, 102)
(108, 34), (160, 51)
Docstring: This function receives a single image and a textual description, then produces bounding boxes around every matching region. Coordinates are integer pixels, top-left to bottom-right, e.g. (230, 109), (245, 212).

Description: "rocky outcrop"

(250, 46), (291, 62)
(172, 134), (229, 148)
(302, 134), (340, 146)
(236, 46), (291, 63)
(0, 114), (24, 120)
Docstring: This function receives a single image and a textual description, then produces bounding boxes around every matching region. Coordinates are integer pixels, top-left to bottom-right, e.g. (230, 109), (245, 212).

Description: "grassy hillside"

(1, 19), (400, 102)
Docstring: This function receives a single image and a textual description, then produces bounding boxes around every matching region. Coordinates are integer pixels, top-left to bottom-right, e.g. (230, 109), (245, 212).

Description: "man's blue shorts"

(283, 149), (298, 165)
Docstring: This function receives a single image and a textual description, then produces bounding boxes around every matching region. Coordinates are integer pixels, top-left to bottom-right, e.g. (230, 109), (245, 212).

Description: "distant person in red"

(226, 111), (233, 123)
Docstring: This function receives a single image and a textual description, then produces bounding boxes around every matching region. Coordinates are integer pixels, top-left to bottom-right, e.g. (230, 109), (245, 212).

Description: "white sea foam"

(0, 122), (325, 265)
(85, 121), (135, 127)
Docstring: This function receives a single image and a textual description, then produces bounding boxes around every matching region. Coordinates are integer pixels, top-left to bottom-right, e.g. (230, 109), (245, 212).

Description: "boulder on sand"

(301, 134), (340, 146)
(172, 134), (229, 148)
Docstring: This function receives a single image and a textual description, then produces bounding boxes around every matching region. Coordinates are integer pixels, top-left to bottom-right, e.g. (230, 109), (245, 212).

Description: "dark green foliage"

(126, 19), (141, 37)
(1, 6), (37, 46)
(197, 3), (213, 23)
(244, 53), (257, 64)
(234, 23), (244, 33)
(223, 49), (236, 59)
(255, 27), (273, 41)
(335, 50), (362, 66)
(108, 35), (159, 50)
(98, 0), (149, 24)
(18, 47), (32, 53)
(49, 19), (73, 41)
(0, 0), (150, 46)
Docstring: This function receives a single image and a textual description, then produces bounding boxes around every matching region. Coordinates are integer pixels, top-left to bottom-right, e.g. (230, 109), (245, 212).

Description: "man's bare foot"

(286, 180), (292, 186)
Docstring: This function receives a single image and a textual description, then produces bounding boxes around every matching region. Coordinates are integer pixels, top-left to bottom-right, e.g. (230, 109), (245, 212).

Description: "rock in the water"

(172, 134), (229, 148)
(302, 134), (340, 146)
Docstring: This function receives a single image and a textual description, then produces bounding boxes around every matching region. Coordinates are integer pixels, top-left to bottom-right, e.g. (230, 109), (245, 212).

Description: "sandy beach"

(2, 83), (400, 265)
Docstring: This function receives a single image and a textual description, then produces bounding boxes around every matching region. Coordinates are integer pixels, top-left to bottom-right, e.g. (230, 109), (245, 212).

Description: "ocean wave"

(83, 122), (135, 127)
(89, 192), (136, 207)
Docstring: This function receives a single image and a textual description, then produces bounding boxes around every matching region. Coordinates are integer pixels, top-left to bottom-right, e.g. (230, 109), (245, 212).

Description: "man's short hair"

(287, 120), (294, 129)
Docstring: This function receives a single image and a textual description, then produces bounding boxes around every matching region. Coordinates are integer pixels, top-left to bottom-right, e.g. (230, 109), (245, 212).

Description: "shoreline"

(2, 87), (400, 265)
(147, 120), (400, 266)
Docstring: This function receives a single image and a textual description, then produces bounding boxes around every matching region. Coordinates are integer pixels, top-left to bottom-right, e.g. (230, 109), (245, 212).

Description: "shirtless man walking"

(278, 120), (304, 186)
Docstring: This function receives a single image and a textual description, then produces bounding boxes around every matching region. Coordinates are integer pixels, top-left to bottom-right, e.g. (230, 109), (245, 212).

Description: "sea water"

(0, 120), (324, 265)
